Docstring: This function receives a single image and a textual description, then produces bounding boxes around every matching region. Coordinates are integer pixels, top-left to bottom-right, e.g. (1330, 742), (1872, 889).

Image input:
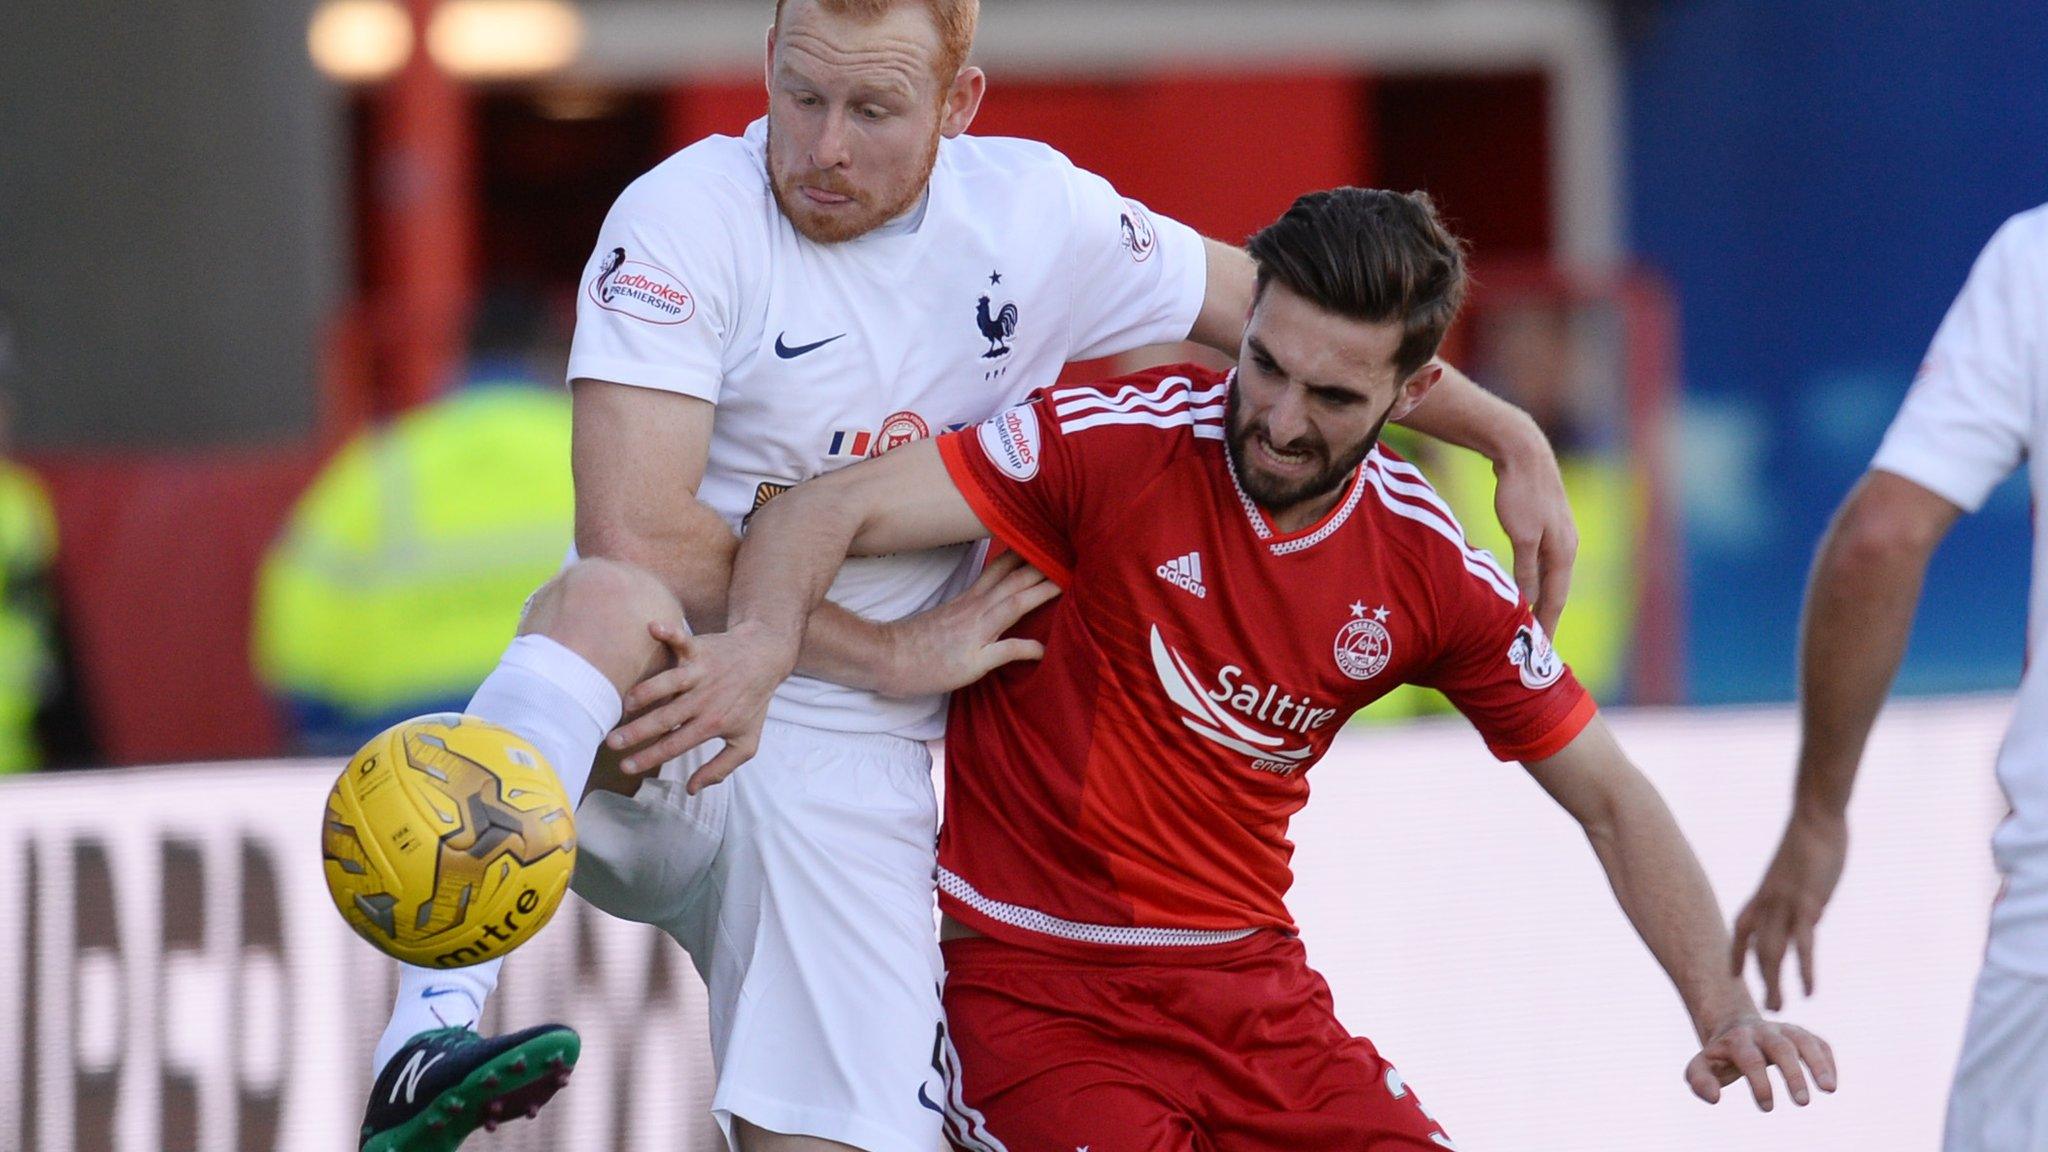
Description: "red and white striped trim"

(939, 868), (1257, 948)
(1054, 375), (1227, 439)
(932, 1023), (1008, 1152)
(1052, 375), (1228, 416)
(1362, 450), (1520, 603)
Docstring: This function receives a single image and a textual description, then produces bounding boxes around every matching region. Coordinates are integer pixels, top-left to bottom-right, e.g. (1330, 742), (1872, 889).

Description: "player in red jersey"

(634, 188), (1837, 1148)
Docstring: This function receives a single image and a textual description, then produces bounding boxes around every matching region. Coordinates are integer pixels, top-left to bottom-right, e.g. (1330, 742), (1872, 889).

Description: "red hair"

(773, 0), (978, 80)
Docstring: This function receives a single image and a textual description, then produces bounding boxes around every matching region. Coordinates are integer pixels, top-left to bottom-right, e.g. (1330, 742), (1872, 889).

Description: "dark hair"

(1246, 188), (1469, 380)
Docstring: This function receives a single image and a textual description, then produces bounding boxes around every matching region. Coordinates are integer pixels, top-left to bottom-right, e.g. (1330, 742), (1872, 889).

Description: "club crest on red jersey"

(1334, 602), (1394, 681)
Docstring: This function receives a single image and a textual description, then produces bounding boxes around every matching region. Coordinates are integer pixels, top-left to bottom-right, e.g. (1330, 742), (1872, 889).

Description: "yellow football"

(321, 714), (576, 968)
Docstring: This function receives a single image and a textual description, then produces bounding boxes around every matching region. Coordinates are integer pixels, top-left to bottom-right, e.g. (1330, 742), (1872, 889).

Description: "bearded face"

(1223, 281), (1436, 530)
(1225, 382), (1397, 513)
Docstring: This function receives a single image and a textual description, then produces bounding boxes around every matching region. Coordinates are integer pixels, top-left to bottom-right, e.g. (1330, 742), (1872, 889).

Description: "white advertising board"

(0, 696), (2011, 1150)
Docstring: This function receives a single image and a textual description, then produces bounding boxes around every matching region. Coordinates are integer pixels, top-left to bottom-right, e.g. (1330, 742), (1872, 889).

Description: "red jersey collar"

(1220, 388), (1372, 556)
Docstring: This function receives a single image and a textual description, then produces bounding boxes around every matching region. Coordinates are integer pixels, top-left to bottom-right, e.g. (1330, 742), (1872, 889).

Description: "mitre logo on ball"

(321, 714), (576, 968)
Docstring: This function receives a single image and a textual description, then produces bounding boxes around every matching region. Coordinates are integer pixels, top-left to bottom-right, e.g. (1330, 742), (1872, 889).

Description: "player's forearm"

(1790, 482), (1939, 820)
(581, 499), (891, 689)
(1187, 238), (1255, 355)
(1396, 359), (1553, 468)
(723, 484), (871, 685)
(1583, 769), (1760, 1042)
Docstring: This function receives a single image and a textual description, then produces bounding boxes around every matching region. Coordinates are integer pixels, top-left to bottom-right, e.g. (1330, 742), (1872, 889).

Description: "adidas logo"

(1155, 551), (1208, 599)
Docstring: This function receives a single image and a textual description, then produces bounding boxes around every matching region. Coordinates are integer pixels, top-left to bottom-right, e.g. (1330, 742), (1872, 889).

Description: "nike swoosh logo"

(916, 1083), (945, 1115)
(420, 986), (467, 999)
(775, 332), (847, 359)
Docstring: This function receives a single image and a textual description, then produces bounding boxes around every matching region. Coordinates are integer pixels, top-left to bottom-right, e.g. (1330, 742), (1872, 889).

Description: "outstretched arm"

(1730, 469), (1960, 1007)
(1190, 238), (1576, 631)
(1527, 716), (1837, 1110)
(1399, 358), (1576, 633)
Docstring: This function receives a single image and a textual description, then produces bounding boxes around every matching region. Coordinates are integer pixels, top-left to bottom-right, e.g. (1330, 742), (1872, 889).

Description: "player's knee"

(524, 556), (675, 629)
(519, 558), (681, 685)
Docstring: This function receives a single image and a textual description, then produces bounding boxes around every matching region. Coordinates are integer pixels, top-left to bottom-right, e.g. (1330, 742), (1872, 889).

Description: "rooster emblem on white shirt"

(976, 295), (1019, 359)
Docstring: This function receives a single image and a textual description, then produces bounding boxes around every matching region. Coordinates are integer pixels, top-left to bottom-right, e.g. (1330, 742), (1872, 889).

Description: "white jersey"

(1871, 203), (2048, 975)
(567, 118), (1207, 739)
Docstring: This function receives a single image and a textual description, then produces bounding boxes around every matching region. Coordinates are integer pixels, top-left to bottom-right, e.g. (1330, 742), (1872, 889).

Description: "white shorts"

(572, 719), (950, 1152)
(1945, 958), (2048, 1151)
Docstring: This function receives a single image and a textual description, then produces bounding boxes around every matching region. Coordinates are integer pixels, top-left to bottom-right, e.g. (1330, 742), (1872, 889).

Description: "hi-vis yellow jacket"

(253, 386), (574, 751)
(0, 459), (58, 773)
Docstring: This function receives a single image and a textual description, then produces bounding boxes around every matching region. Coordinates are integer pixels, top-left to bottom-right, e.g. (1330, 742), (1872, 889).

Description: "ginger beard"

(767, 120), (942, 245)
(1225, 381), (1399, 514)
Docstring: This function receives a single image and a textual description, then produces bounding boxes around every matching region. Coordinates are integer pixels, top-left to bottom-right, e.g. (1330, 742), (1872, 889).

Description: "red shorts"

(938, 930), (1454, 1152)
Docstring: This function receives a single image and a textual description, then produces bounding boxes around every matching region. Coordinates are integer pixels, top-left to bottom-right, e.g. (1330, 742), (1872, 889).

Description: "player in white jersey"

(354, 2), (1583, 1151)
(1731, 203), (2048, 1152)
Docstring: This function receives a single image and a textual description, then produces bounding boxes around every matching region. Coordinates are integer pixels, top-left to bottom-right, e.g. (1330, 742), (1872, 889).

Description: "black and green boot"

(360, 1024), (579, 1152)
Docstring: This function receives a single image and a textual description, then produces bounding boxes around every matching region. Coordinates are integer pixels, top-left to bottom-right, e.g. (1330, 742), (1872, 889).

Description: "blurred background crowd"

(1, 0), (2043, 771)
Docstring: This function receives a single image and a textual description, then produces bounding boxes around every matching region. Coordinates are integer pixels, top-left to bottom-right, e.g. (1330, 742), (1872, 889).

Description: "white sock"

(369, 634), (622, 1074)
(466, 632), (623, 802)
(373, 959), (504, 1072)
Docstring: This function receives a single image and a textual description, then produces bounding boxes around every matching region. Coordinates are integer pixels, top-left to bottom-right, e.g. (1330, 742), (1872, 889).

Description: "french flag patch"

(828, 430), (874, 458)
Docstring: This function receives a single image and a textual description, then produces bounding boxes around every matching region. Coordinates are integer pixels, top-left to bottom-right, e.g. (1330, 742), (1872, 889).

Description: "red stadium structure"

(29, 1), (1678, 765)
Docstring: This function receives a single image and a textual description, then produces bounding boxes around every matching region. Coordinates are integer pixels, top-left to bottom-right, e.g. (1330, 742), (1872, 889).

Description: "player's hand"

(1684, 1016), (1837, 1110)
(607, 621), (793, 793)
(875, 551), (1062, 697)
(1731, 808), (1849, 1010)
(1492, 446), (1577, 637)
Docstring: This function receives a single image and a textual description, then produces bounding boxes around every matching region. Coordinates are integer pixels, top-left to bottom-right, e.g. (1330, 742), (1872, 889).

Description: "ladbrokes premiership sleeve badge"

(1508, 621), (1565, 690)
(977, 402), (1043, 481)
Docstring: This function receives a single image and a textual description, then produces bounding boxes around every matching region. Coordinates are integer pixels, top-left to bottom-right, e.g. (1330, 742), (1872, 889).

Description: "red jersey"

(932, 364), (1596, 953)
